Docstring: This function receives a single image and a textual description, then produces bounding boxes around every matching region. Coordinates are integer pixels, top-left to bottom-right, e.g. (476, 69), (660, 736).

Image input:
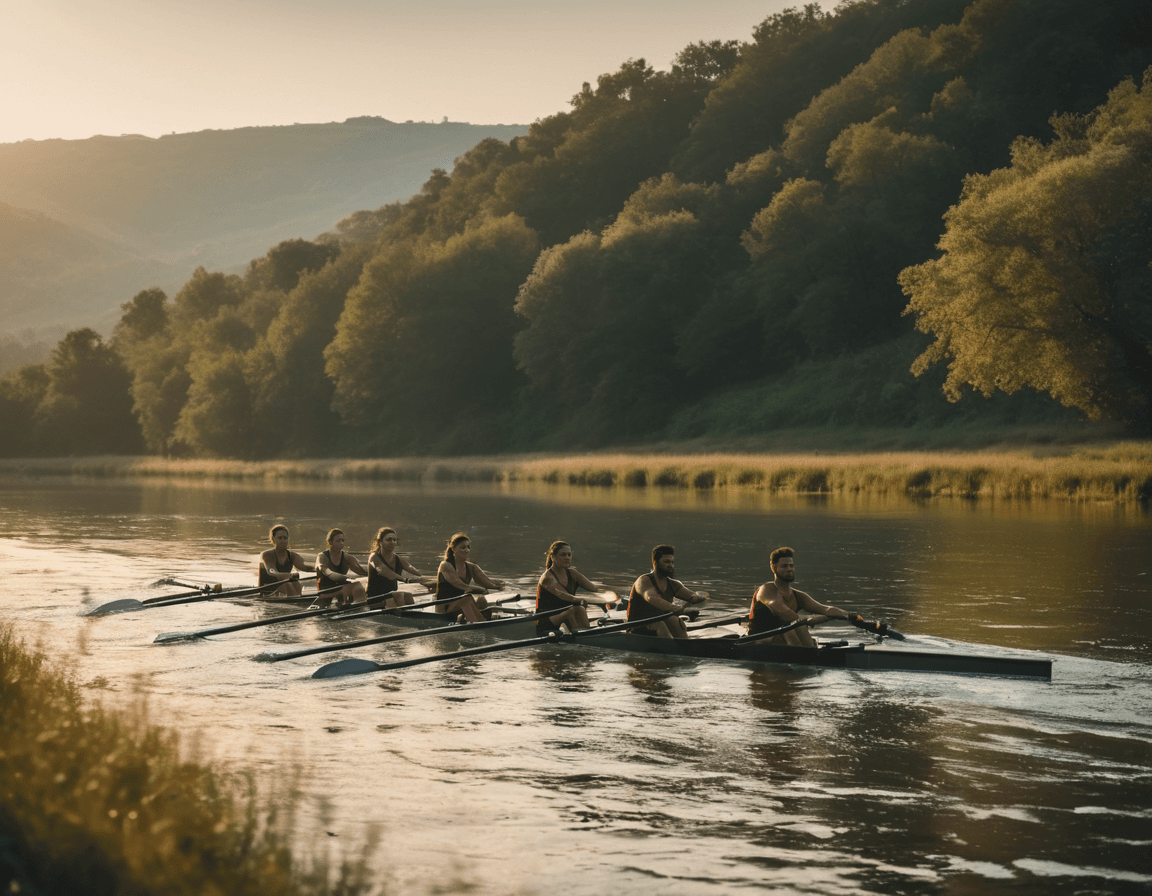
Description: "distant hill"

(0, 118), (526, 334)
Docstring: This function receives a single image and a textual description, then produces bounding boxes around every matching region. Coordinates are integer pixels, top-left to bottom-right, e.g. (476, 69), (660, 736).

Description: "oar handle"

(847, 614), (906, 641)
(735, 614), (831, 646)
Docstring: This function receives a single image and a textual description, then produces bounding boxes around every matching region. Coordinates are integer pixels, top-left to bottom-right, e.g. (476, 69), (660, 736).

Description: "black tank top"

(436, 562), (473, 599)
(259, 550), (295, 587)
(627, 573), (672, 623)
(318, 551), (349, 589)
(536, 568), (579, 615)
(367, 552), (403, 597)
(748, 585), (791, 635)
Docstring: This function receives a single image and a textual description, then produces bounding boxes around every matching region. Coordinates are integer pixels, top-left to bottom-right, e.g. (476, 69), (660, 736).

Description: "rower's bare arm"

(637, 579), (676, 613)
(400, 557), (422, 577)
(672, 580), (709, 607)
(371, 555), (403, 581)
(571, 569), (617, 605)
(439, 561), (482, 594)
(472, 564), (505, 591)
(317, 554), (350, 583)
(796, 589), (848, 620)
(759, 585), (801, 622)
(291, 552), (311, 575)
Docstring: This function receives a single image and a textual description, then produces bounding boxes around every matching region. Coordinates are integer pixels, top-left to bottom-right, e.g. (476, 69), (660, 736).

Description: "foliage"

(0, 329), (142, 456)
(9, 0), (1152, 458)
(0, 624), (379, 896)
(901, 69), (1152, 431)
(326, 215), (539, 453)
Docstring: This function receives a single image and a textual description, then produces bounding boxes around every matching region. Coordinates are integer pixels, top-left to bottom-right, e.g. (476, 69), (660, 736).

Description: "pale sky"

(1, 0), (797, 144)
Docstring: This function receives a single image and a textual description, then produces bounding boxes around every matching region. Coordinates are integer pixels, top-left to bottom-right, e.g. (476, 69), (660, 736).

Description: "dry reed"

(2, 443), (1150, 502)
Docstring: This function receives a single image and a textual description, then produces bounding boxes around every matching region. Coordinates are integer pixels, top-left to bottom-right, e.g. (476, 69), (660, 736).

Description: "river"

(1, 475), (1150, 895)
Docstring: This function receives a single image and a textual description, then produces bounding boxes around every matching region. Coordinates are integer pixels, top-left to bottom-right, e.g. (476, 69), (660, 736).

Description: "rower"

(435, 533), (505, 623)
(534, 541), (617, 634)
(259, 525), (312, 597)
(366, 527), (421, 608)
(749, 547), (849, 646)
(627, 544), (709, 638)
(314, 528), (368, 608)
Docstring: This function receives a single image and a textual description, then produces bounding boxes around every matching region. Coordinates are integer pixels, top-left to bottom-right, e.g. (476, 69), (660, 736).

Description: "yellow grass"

(3, 442), (1151, 502)
(0, 624), (378, 895)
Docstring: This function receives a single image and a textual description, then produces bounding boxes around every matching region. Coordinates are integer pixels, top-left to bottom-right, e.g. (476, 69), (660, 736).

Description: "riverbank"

(2, 440), (1150, 502)
(0, 624), (376, 896)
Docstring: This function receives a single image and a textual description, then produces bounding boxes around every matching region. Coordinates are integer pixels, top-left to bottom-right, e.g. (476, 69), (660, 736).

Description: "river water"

(1, 475), (1150, 895)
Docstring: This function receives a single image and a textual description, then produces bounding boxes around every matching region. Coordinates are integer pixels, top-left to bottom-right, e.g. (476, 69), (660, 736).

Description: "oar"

(733, 613), (904, 646)
(259, 603), (566, 663)
(153, 588), (526, 644)
(847, 613), (905, 640)
(153, 577), (219, 592)
(686, 612), (747, 631)
(86, 576), (320, 617)
(330, 591), (525, 624)
(153, 583), (352, 642)
(312, 609), (680, 679)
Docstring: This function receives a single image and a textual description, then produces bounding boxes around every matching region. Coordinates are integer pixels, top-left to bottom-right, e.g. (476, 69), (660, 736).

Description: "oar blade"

(85, 598), (145, 617)
(312, 658), (383, 679)
(153, 631), (202, 644)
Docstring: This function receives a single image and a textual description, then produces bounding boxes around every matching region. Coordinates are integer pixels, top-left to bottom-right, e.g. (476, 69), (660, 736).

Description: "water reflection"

(3, 476), (1152, 895)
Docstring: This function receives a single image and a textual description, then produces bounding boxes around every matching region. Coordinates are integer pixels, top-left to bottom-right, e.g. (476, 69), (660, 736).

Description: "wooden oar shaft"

(156, 589), (525, 643)
(145, 577), (319, 608)
(735, 615), (831, 646)
(327, 591), (524, 623)
(686, 612), (747, 631)
(269, 605), (556, 662)
(153, 583), (349, 642)
(313, 609), (678, 677)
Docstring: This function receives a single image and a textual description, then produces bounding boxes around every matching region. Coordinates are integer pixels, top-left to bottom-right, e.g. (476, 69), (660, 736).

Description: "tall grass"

(0, 625), (379, 896)
(2, 442), (1150, 502)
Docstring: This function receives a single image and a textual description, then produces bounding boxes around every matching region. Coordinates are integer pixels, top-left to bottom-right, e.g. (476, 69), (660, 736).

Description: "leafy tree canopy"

(901, 69), (1152, 430)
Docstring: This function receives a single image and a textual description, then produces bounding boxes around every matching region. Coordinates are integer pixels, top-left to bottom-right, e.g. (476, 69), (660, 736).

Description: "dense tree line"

(3, 0), (1149, 457)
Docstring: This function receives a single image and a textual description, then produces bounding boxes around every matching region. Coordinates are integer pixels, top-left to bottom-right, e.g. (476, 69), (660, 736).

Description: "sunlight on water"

(1, 475), (1150, 895)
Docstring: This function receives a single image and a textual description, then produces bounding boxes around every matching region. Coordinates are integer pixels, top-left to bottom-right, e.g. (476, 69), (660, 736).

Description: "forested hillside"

(2, 0), (1149, 458)
(0, 119), (526, 335)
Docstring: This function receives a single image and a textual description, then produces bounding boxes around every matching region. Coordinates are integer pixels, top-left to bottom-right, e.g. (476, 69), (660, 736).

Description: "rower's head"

(545, 541), (572, 569)
(771, 547), (796, 582)
(445, 533), (470, 563)
(269, 525), (289, 548)
(372, 527), (398, 553)
(326, 528), (345, 550)
(651, 544), (675, 578)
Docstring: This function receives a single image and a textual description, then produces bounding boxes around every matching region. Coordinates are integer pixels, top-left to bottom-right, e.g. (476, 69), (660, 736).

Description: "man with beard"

(749, 547), (849, 646)
(627, 544), (709, 638)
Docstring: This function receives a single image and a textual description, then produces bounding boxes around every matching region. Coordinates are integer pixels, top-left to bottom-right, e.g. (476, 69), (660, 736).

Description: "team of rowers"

(259, 525), (852, 646)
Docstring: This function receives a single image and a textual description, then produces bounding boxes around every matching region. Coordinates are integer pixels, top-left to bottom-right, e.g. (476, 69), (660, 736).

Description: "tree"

(901, 70), (1152, 430)
(33, 329), (143, 454)
(325, 214), (539, 452)
(0, 364), (49, 456)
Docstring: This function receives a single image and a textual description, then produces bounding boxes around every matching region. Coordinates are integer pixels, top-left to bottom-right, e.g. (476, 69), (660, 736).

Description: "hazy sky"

(2, 0), (797, 144)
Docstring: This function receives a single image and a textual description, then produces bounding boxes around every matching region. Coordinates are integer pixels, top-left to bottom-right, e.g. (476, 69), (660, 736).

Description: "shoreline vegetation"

(0, 624), (377, 896)
(2, 439), (1150, 503)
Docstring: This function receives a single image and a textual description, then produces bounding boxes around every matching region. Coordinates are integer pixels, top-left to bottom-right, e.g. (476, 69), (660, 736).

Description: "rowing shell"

(580, 629), (1053, 679)
(376, 600), (624, 640)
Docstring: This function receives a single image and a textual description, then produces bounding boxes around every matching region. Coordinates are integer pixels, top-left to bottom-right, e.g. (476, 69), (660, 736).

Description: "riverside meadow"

(3, 442), (1150, 503)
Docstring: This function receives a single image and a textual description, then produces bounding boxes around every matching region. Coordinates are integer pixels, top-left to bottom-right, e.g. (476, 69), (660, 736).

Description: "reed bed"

(0, 624), (378, 896)
(2, 443), (1150, 502)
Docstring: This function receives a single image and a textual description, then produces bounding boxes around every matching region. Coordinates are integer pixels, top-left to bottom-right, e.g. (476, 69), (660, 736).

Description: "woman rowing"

(366, 527), (421, 608)
(535, 541), (617, 634)
(434, 533), (505, 623)
(259, 525), (313, 597)
(314, 528), (368, 608)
